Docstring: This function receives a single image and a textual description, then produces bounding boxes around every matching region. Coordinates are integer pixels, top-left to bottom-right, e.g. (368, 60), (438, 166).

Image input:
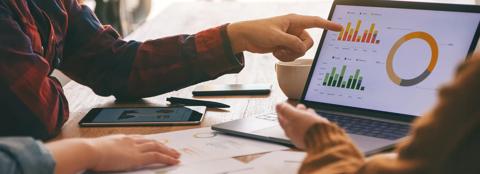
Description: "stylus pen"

(166, 97), (230, 108)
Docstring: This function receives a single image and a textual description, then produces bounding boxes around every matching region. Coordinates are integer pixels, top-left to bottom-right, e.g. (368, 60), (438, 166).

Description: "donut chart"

(386, 32), (439, 86)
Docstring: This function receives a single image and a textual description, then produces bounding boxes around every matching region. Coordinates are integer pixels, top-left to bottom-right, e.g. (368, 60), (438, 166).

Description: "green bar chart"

(322, 65), (365, 91)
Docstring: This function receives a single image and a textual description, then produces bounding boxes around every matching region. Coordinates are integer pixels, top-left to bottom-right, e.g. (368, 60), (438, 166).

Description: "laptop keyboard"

(255, 113), (410, 140)
(320, 113), (410, 140)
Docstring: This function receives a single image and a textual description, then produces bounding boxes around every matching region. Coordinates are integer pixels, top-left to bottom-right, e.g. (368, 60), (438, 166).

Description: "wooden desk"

(57, 1), (333, 162)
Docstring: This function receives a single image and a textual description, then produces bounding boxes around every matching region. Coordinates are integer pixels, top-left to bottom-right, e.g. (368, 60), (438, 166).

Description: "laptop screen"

(304, 4), (480, 117)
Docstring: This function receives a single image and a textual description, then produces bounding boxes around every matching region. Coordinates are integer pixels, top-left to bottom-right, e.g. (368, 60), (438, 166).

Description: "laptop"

(213, 0), (480, 155)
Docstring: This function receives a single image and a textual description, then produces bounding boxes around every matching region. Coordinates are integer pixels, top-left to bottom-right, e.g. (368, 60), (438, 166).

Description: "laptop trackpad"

(252, 125), (289, 140)
(349, 134), (396, 155)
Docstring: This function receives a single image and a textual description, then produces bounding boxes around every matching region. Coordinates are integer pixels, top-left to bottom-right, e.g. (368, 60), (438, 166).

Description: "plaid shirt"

(0, 0), (244, 139)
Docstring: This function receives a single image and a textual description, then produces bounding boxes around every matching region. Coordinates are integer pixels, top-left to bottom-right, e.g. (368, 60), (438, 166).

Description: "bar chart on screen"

(337, 19), (381, 44)
(321, 65), (366, 91)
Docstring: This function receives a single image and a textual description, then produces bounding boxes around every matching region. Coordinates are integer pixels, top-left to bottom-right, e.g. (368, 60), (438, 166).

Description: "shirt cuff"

(0, 137), (55, 174)
(195, 24), (245, 78)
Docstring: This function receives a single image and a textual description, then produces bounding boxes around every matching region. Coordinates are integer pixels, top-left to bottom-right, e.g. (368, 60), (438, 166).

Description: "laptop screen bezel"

(300, 0), (480, 123)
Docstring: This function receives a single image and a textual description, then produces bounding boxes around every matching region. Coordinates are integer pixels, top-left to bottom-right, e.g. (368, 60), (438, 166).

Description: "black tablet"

(79, 106), (207, 127)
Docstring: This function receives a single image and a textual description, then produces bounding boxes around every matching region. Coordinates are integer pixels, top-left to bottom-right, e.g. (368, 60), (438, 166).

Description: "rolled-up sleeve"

(0, 137), (55, 174)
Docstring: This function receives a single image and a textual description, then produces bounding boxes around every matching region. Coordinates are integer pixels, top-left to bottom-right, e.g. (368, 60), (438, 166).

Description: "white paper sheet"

(235, 151), (307, 174)
(109, 158), (252, 174)
(102, 127), (287, 174)
(145, 127), (288, 164)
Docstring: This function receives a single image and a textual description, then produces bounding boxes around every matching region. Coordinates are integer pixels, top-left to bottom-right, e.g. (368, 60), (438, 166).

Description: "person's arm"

(60, 0), (342, 100)
(276, 103), (365, 173)
(0, 135), (180, 174)
(0, 137), (55, 174)
(0, 3), (68, 140)
(60, 0), (244, 99)
(46, 135), (180, 174)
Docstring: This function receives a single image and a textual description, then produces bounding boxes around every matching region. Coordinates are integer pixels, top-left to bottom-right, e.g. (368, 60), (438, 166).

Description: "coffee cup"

(275, 59), (313, 100)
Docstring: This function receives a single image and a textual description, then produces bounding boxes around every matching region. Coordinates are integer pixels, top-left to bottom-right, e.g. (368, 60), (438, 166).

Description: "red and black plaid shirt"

(0, 0), (244, 139)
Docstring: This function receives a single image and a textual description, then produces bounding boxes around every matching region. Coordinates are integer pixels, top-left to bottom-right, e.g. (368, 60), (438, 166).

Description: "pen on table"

(166, 97), (230, 108)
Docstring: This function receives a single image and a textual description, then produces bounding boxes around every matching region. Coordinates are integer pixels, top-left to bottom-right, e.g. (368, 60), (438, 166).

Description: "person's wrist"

(227, 22), (246, 53)
(82, 138), (102, 170)
(302, 122), (322, 151)
(302, 121), (343, 153)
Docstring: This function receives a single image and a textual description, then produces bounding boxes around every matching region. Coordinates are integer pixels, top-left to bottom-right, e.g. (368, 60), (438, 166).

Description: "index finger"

(287, 14), (343, 31)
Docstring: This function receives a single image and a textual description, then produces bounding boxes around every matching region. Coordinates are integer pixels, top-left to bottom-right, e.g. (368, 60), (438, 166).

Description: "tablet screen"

(89, 107), (201, 123)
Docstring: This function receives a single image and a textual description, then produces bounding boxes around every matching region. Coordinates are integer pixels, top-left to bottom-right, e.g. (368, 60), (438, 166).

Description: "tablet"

(79, 106), (207, 127)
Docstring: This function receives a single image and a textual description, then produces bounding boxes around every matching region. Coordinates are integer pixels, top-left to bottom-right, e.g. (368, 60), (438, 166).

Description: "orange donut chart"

(386, 31), (438, 86)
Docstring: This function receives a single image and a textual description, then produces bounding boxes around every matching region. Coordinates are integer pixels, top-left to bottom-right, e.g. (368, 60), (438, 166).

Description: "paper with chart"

(234, 151), (307, 174)
(145, 127), (288, 164)
(249, 151), (306, 174)
(108, 158), (252, 174)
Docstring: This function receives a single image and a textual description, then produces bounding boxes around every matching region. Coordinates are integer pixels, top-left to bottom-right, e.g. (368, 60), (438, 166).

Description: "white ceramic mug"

(275, 59), (313, 100)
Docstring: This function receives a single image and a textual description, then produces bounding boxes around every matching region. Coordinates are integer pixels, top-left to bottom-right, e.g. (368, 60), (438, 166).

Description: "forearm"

(62, 4), (244, 99)
(45, 138), (98, 174)
(124, 24), (244, 98)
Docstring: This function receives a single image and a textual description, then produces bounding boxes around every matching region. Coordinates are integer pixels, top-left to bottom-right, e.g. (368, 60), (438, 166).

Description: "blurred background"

(54, 0), (478, 85)
(83, 0), (478, 36)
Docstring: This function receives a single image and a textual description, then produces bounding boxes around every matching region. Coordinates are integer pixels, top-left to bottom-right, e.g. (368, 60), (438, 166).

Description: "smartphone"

(79, 106), (206, 127)
(192, 84), (271, 96)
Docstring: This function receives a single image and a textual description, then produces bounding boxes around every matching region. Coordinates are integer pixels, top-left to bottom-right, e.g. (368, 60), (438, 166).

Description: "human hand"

(46, 134), (180, 174)
(227, 14), (342, 61)
(89, 134), (180, 172)
(276, 103), (330, 149)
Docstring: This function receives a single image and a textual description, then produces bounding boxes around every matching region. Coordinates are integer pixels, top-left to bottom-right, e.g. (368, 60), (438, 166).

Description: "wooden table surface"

(56, 1), (333, 162)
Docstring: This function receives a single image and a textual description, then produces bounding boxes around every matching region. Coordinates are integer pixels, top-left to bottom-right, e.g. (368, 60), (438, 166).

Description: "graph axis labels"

(386, 31), (438, 86)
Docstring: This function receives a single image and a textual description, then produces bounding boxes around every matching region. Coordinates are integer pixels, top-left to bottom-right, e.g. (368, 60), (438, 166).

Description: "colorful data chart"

(323, 65), (365, 91)
(386, 31), (438, 86)
(337, 20), (380, 44)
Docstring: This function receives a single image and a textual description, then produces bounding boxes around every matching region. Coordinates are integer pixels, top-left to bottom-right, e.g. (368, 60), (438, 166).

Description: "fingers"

(298, 30), (314, 50)
(273, 29), (314, 61)
(276, 103), (290, 128)
(276, 103), (303, 119)
(138, 142), (181, 158)
(273, 31), (308, 61)
(296, 104), (307, 110)
(276, 106), (292, 139)
(141, 152), (180, 166)
(287, 14), (343, 31)
(278, 103), (322, 122)
(277, 112), (288, 129)
(307, 108), (316, 114)
(276, 32), (306, 54)
(273, 49), (304, 62)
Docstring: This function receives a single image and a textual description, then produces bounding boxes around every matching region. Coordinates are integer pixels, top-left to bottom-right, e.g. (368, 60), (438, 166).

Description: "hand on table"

(89, 134), (180, 171)
(47, 134), (180, 174)
(276, 103), (330, 149)
(228, 14), (342, 61)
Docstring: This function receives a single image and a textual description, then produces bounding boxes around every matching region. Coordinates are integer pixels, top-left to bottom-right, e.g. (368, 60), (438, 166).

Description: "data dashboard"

(304, 5), (480, 116)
